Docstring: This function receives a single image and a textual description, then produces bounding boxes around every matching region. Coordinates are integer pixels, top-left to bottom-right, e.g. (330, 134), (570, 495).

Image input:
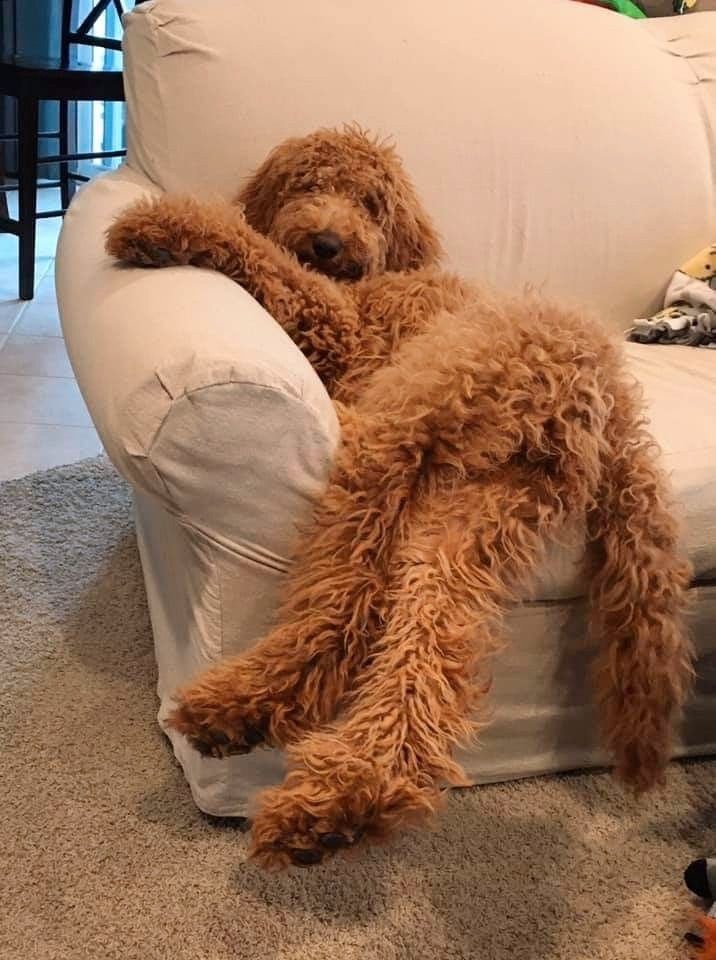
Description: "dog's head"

(237, 126), (442, 281)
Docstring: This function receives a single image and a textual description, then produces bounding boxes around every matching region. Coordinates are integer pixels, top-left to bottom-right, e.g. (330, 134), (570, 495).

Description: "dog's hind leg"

(586, 374), (693, 794)
(248, 468), (561, 868)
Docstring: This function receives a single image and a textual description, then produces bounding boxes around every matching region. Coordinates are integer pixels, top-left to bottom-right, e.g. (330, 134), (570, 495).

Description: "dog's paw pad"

(258, 820), (367, 869)
(168, 701), (268, 760)
(189, 732), (253, 759)
(243, 726), (265, 747)
(289, 847), (324, 867)
(153, 246), (175, 266)
(317, 832), (351, 850)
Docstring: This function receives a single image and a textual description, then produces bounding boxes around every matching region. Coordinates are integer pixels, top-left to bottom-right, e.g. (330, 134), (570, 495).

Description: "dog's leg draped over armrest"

(105, 194), (362, 392)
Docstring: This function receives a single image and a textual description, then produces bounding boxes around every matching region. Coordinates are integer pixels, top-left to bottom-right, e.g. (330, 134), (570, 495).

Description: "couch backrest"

(122, 0), (716, 326)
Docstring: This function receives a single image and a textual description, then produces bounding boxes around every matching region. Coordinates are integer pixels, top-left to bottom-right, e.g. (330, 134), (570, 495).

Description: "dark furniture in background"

(0, 0), (128, 300)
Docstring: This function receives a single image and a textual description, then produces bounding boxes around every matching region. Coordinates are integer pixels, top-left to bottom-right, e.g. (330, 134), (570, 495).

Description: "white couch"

(56, 0), (716, 817)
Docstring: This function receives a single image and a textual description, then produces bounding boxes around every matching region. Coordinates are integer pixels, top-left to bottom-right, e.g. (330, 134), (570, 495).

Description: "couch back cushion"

(122, 0), (716, 326)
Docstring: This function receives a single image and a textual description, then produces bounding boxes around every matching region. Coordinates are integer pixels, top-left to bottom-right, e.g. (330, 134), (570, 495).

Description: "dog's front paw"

(167, 693), (269, 760)
(105, 197), (194, 268)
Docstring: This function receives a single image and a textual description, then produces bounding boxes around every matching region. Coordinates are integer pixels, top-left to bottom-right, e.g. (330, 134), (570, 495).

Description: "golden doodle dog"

(106, 126), (693, 869)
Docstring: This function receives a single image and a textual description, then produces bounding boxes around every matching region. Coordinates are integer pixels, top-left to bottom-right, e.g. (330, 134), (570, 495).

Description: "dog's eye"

(361, 194), (380, 218)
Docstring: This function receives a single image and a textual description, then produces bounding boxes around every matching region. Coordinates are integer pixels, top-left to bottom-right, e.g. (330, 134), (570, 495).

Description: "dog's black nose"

(311, 231), (343, 261)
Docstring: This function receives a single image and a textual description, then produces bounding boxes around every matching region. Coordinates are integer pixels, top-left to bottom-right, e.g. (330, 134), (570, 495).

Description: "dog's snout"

(311, 231), (343, 261)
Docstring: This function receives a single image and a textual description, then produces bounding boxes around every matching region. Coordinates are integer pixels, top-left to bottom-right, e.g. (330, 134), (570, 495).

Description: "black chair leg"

(18, 95), (38, 301)
(59, 99), (74, 211)
(0, 140), (9, 221)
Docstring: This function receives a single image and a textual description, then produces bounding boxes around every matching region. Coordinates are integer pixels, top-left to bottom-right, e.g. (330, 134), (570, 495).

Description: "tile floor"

(0, 189), (103, 482)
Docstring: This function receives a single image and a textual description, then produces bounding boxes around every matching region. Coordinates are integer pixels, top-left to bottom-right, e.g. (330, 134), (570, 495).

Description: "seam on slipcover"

(144, 375), (331, 451)
(130, 377), (318, 472)
(664, 30), (716, 209)
(132, 475), (294, 573)
(182, 522), (292, 574)
(124, 3), (172, 193)
(514, 576), (713, 610)
(214, 539), (225, 659)
(132, 377), (333, 553)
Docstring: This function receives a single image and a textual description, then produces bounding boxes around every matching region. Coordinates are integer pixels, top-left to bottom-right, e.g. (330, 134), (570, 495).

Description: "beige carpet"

(1, 456), (715, 960)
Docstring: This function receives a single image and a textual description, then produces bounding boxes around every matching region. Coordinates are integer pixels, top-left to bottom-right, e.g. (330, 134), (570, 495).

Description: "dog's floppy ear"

(237, 140), (297, 235)
(384, 170), (443, 272)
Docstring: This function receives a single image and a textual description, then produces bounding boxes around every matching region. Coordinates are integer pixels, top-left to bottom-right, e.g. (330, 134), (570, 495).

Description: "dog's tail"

(586, 374), (694, 793)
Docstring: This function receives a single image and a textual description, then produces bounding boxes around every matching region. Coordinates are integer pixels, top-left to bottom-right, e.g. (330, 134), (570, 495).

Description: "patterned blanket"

(627, 244), (716, 348)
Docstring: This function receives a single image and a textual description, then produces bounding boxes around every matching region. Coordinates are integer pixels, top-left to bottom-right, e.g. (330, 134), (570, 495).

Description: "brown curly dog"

(106, 126), (693, 870)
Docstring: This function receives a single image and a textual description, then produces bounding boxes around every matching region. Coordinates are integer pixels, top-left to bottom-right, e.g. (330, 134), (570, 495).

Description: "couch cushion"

(534, 341), (716, 600)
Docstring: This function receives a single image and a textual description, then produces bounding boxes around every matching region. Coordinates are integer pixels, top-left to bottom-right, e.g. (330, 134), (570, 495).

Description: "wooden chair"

(0, 0), (129, 299)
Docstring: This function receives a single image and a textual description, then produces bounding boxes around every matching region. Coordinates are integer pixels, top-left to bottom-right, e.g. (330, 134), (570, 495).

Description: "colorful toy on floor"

(685, 858), (716, 956)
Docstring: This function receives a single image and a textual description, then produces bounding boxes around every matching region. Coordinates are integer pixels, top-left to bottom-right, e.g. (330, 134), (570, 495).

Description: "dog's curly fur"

(106, 126), (694, 870)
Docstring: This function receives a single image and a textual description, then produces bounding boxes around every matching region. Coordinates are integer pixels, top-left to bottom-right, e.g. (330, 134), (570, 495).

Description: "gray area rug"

(1, 456), (715, 960)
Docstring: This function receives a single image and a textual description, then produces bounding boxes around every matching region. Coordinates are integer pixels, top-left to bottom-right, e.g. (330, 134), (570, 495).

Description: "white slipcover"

(57, 0), (716, 816)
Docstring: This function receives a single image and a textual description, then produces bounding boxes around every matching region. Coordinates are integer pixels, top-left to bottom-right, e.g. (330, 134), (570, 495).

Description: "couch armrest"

(56, 166), (339, 556)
